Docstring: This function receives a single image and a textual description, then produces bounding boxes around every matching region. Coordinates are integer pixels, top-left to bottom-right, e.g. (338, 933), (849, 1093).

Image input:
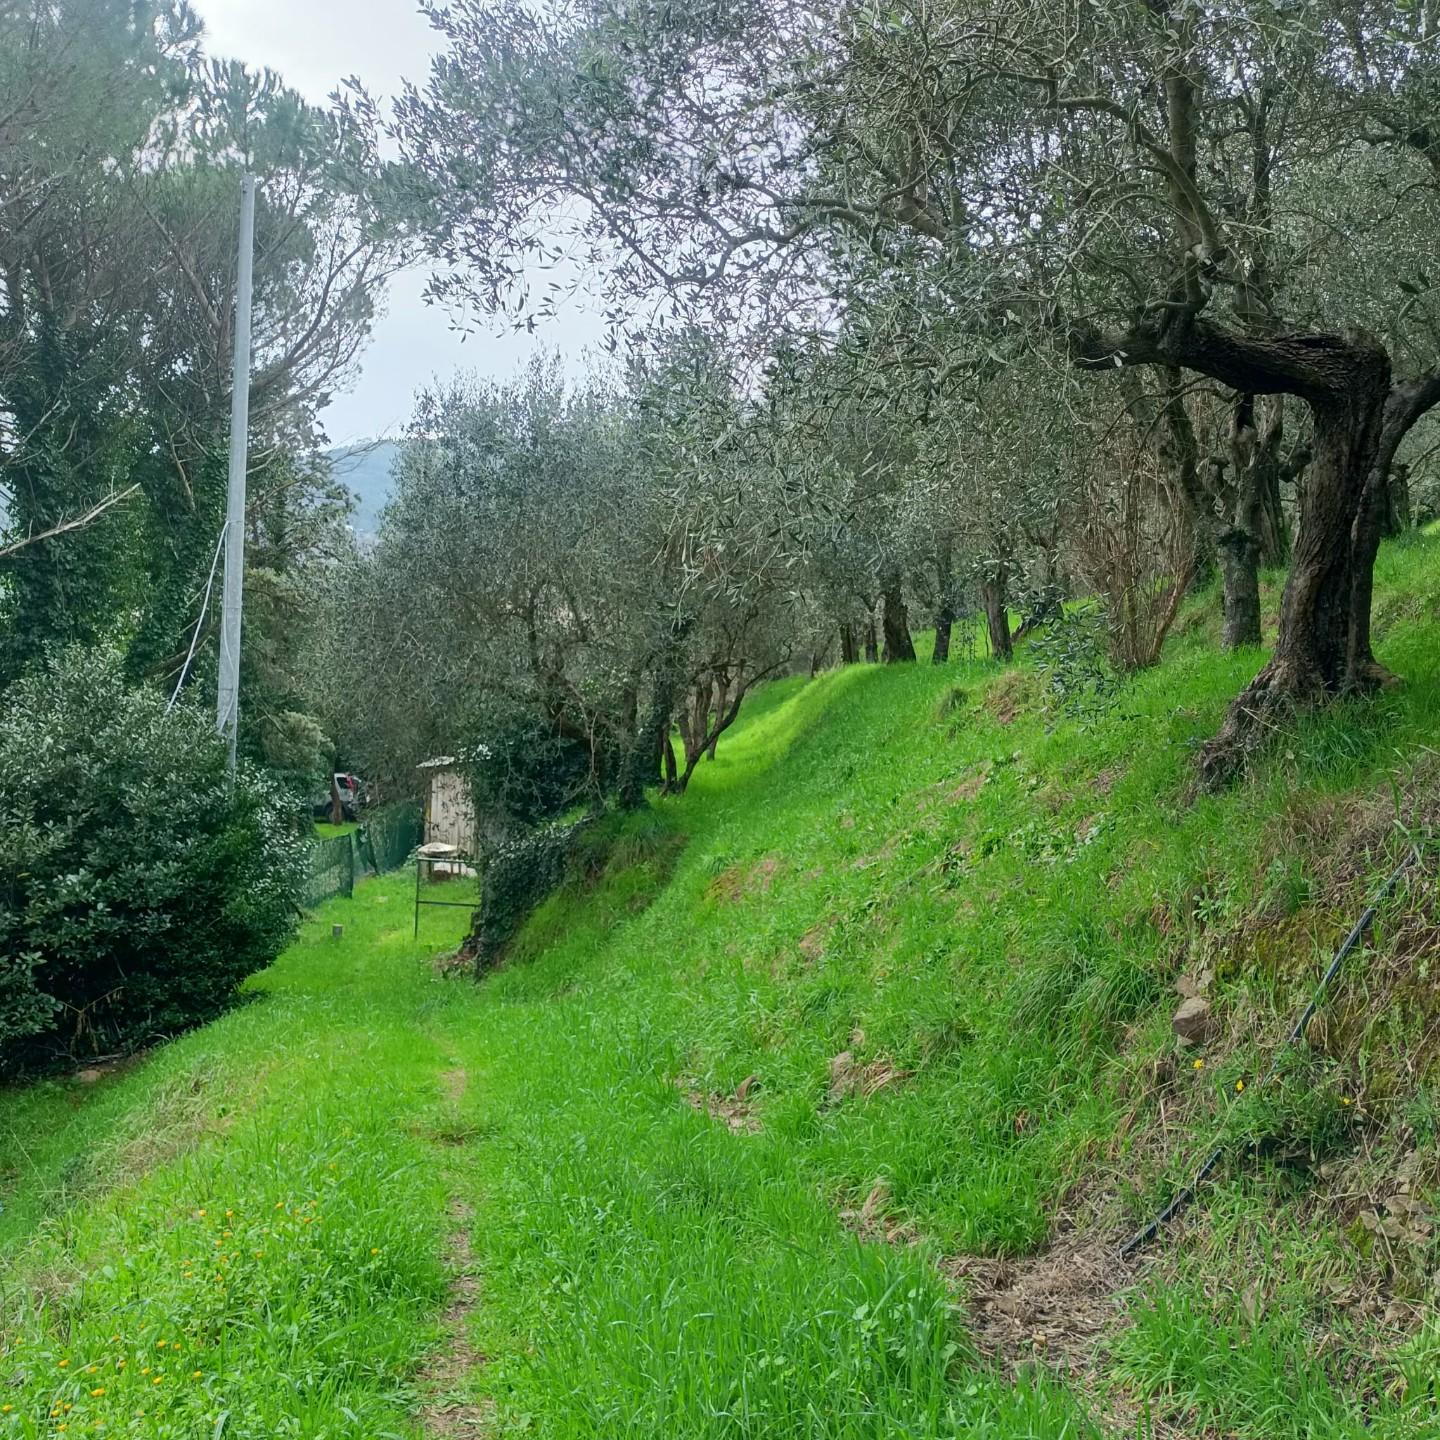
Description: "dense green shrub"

(456, 701), (598, 834)
(0, 648), (307, 1071)
(459, 816), (595, 975)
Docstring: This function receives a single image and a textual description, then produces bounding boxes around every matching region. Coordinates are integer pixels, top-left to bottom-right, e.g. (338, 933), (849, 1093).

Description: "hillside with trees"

(4, 0), (1440, 1437)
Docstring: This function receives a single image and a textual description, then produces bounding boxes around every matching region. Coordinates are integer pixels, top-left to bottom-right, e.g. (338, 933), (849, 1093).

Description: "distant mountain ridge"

(328, 440), (401, 538)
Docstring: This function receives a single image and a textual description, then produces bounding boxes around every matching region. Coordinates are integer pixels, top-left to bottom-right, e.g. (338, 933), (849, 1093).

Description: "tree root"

(1193, 659), (1314, 793)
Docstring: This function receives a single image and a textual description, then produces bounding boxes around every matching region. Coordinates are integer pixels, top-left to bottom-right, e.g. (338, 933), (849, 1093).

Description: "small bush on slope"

(0, 647), (306, 1070)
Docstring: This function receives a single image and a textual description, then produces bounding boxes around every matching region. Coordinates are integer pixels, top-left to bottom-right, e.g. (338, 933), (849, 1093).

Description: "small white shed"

(417, 756), (477, 856)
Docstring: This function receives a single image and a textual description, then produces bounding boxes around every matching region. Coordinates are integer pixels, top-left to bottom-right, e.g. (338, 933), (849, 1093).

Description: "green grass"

(6, 535), (1440, 1437)
(0, 878), (470, 1437)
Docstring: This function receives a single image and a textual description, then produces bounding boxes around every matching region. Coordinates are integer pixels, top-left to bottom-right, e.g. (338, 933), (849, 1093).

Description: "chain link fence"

(304, 802), (423, 908)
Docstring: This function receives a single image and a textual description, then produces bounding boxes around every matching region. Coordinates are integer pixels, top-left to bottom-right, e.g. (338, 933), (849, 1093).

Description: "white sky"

(201, 0), (606, 444)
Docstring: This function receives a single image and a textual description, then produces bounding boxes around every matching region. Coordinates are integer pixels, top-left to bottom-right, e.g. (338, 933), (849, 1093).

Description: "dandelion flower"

(371, 1247), (380, 1255)
(1235, 1080), (1245, 1093)
(192, 1371), (201, 1380)
(198, 1210), (206, 1218)
(90, 1389), (105, 1397)
(1192, 1059), (1204, 1070)
(58, 1360), (70, 1369)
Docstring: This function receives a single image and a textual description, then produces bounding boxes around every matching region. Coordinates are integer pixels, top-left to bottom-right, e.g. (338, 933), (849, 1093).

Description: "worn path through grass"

(0, 874), (482, 1439)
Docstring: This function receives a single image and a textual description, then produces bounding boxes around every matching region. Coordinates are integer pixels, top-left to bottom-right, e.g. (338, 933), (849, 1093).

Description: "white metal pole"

(217, 174), (256, 772)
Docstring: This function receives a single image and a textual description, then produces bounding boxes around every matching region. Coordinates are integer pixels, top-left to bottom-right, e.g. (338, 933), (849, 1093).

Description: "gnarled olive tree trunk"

(1382, 462), (1411, 539)
(1195, 342), (1394, 786)
(932, 539), (955, 665)
(1079, 314), (1438, 788)
(980, 563), (1011, 661)
(1344, 374), (1440, 692)
(880, 571), (916, 663)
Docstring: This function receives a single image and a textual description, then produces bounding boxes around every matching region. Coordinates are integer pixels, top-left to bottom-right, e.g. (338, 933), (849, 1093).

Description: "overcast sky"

(201, 0), (605, 444)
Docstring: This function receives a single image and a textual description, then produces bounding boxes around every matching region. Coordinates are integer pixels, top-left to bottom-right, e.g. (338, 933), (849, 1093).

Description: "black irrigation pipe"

(1119, 841), (1424, 1260)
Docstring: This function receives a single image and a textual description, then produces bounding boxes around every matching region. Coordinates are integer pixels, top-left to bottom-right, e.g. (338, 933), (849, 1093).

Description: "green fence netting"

(304, 802), (423, 908)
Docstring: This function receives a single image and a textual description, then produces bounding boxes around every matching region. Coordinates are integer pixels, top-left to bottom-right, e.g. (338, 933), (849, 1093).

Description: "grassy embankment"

(4, 533), (1440, 1438)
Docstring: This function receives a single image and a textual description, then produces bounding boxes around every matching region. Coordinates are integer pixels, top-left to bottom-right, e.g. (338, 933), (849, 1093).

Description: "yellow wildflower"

(1235, 1079), (1245, 1093)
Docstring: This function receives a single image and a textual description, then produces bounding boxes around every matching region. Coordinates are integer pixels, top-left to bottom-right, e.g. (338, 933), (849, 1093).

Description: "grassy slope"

(5, 534), (1440, 1438)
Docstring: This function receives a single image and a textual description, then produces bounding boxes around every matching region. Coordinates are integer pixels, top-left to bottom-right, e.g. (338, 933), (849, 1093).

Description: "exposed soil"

(419, 1066), (494, 1438)
(1091, 766), (1121, 797)
(797, 922), (831, 964)
(679, 1074), (761, 1133)
(825, 1048), (915, 1103)
(983, 671), (1030, 726)
(839, 1179), (919, 1246)
(942, 1233), (1137, 1380)
(946, 769), (988, 803)
(707, 856), (780, 903)
(418, 1196), (491, 1438)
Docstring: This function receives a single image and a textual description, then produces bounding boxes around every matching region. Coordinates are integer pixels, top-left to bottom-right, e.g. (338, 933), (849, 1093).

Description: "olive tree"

(397, 0), (1440, 784)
